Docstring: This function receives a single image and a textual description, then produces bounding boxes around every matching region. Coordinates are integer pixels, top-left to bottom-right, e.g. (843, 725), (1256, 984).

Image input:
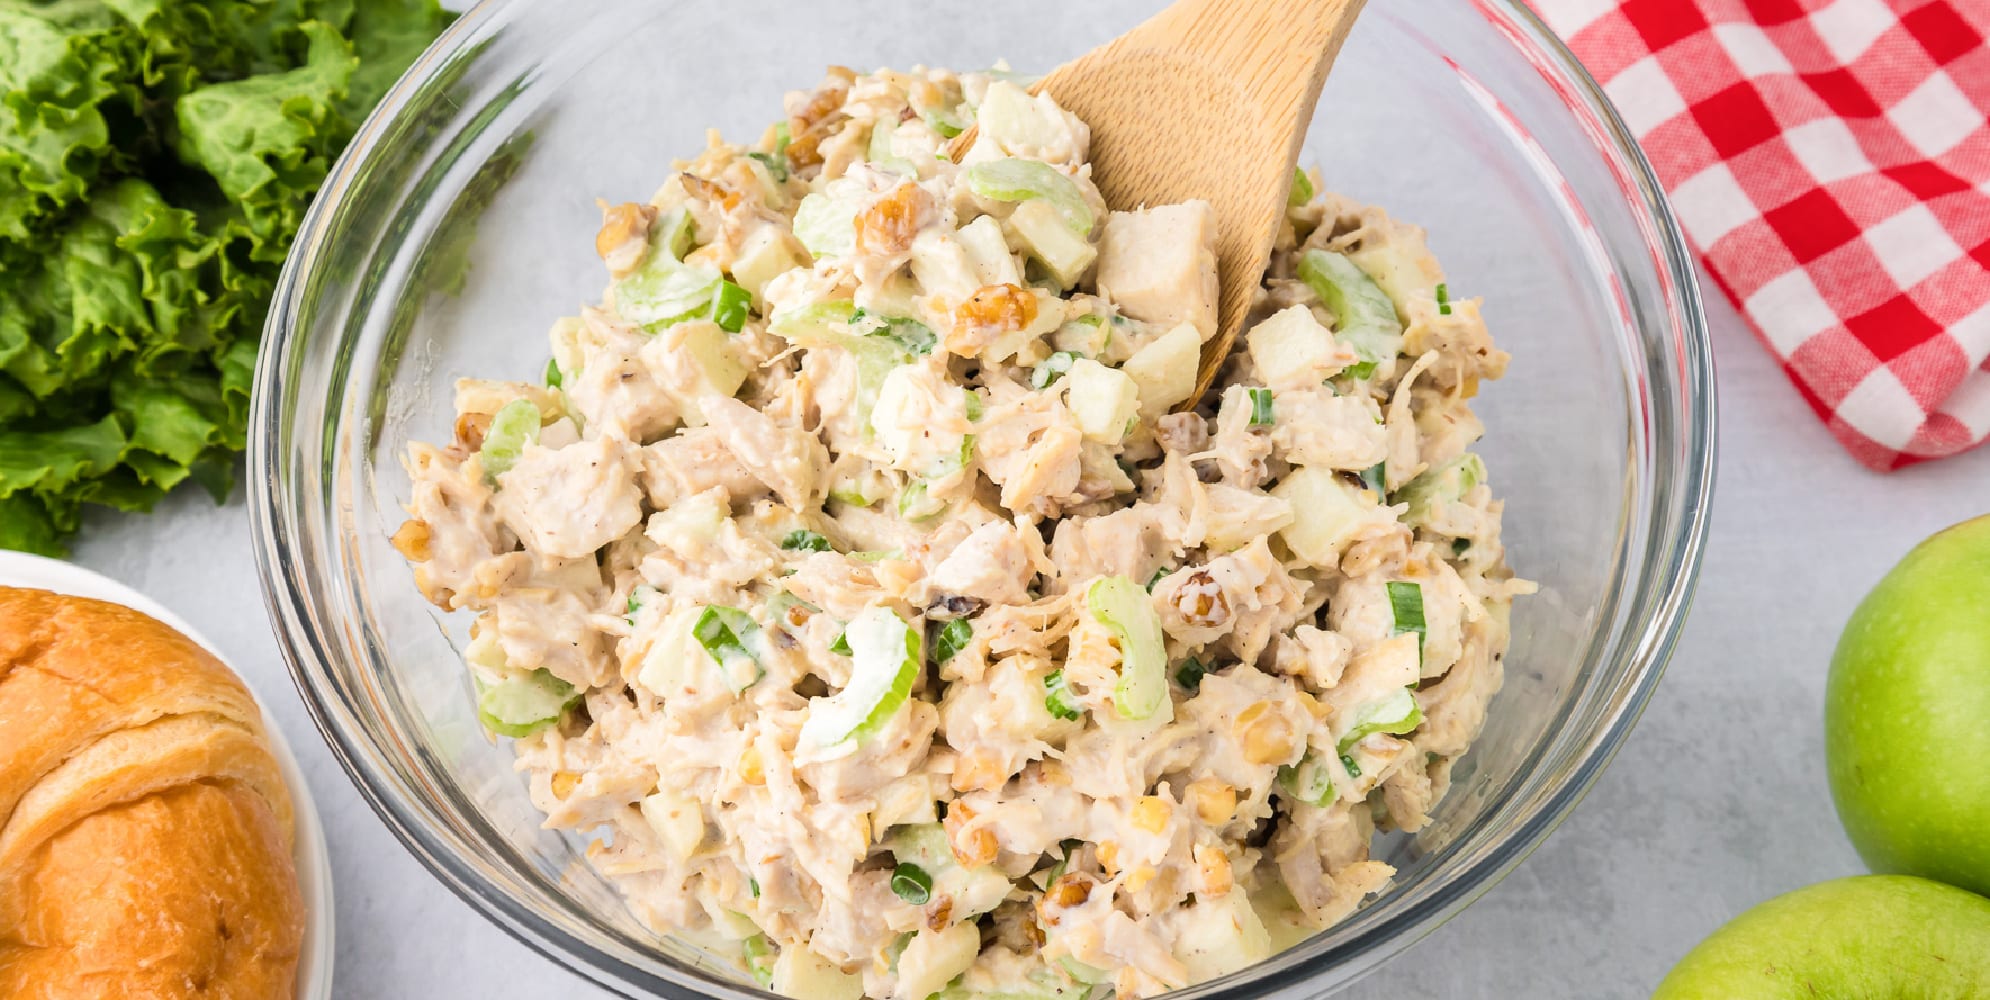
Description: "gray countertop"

(69, 276), (1989, 998)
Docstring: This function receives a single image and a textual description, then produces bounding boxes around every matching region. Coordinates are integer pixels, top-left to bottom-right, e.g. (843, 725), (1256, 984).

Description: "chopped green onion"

(829, 629), (853, 656)
(963, 387), (984, 422)
(1340, 752), (1362, 778)
(544, 358), (563, 388)
(1043, 669), (1082, 720)
(1248, 387), (1274, 426)
(772, 120), (791, 154)
(1175, 657), (1207, 692)
(1436, 283), (1452, 316)
(1288, 166), (1314, 208)
(1145, 567), (1168, 592)
(478, 398), (542, 482)
(694, 606), (764, 691)
(1451, 538), (1473, 555)
(1342, 360), (1377, 381)
(1046, 840), (1078, 882)
(1358, 462), (1386, 495)
(747, 151), (788, 182)
(891, 862), (934, 904)
(781, 529), (833, 552)
(749, 877), (761, 898)
(934, 618), (972, 665)
(1031, 351), (1078, 389)
(1387, 581), (1427, 655)
(710, 280), (752, 332)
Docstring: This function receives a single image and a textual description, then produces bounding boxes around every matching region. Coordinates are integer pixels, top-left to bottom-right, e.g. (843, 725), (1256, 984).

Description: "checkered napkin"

(1531, 0), (1990, 469)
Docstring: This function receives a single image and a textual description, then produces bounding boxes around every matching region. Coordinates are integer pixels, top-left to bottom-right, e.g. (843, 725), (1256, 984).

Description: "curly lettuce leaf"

(0, 0), (452, 556)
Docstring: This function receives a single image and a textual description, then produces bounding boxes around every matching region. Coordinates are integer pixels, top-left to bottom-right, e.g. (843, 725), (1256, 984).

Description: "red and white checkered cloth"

(1531, 0), (1990, 470)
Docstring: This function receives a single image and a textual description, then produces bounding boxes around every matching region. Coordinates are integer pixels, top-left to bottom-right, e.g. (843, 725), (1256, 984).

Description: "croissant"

(0, 587), (304, 999)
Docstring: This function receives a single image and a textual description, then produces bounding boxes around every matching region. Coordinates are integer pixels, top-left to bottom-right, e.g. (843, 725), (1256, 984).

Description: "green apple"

(1652, 875), (1990, 998)
(1826, 514), (1990, 897)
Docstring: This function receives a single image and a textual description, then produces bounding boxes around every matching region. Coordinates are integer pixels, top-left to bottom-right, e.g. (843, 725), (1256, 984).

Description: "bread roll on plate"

(0, 587), (305, 999)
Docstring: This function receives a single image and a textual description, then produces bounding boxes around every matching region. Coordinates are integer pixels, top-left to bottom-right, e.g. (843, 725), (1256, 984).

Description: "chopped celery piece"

(747, 151), (788, 182)
(963, 387), (984, 422)
(1298, 249), (1403, 368)
(1277, 753), (1335, 807)
(1288, 166), (1315, 208)
(543, 358), (562, 388)
(710, 280), (752, 333)
(1358, 462), (1387, 495)
(1396, 453), (1486, 527)
(1342, 360), (1377, 381)
(1436, 282), (1452, 315)
(1085, 575), (1168, 720)
(1387, 580), (1427, 653)
(781, 529), (833, 552)
(829, 629), (852, 656)
(891, 862), (934, 904)
(772, 300), (916, 424)
(922, 103), (969, 137)
(614, 208), (722, 329)
(768, 591), (820, 631)
(479, 399), (541, 482)
(475, 668), (580, 738)
(934, 618), (972, 665)
(694, 606), (765, 692)
(800, 607), (921, 746)
(1175, 656), (1207, 692)
(1043, 669), (1082, 720)
(1030, 351), (1078, 389)
(1338, 686), (1423, 750)
(851, 308), (936, 355)
(898, 481), (947, 521)
(848, 549), (901, 563)
(793, 186), (865, 259)
(963, 158), (1094, 235)
(742, 934), (776, 988)
(1248, 387), (1275, 426)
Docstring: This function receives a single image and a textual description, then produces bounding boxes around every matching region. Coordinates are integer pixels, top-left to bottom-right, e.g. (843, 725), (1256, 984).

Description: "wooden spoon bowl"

(953, 0), (1367, 400)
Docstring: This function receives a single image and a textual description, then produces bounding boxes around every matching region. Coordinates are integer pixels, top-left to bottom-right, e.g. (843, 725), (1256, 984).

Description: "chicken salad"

(393, 63), (1530, 1000)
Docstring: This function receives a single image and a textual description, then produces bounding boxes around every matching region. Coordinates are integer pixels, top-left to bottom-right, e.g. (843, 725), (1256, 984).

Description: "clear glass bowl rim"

(248, 1), (1719, 996)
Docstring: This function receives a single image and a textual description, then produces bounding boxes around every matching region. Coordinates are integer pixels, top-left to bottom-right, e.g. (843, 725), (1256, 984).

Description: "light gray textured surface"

(67, 275), (1989, 999)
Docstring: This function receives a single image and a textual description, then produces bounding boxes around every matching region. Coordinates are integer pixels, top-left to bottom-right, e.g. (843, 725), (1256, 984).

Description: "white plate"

(0, 551), (334, 1000)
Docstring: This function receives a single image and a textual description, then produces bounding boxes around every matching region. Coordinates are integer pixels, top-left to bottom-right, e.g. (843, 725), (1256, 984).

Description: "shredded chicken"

(394, 64), (1530, 1000)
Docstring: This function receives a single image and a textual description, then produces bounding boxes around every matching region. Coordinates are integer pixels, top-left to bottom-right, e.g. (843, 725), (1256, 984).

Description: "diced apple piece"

(649, 320), (748, 426)
(1095, 201), (1219, 341)
(638, 791), (704, 860)
(1271, 466), (1393, 568)
(956, 215), (1022, 288)
(771, 946), (864, 1000)
(893, 923), (980, 1000)
(1064, 358), (1140, 444)
(1248, 304), (1353, 390)
(731, 225), (805, 300)
(1008, 198), (1097, 288)
(1120, 321), (1201, 418)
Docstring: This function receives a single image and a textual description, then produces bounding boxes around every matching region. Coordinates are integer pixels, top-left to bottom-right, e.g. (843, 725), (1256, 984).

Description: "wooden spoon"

(952, 0), (1366, 402)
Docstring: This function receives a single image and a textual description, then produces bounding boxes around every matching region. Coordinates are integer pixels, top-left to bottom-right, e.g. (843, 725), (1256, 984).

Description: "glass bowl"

(249, 0), (1716, 996)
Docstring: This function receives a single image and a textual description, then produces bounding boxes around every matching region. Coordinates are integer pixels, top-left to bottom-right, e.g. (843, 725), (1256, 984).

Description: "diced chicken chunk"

(1095, 201), (1219, 341)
